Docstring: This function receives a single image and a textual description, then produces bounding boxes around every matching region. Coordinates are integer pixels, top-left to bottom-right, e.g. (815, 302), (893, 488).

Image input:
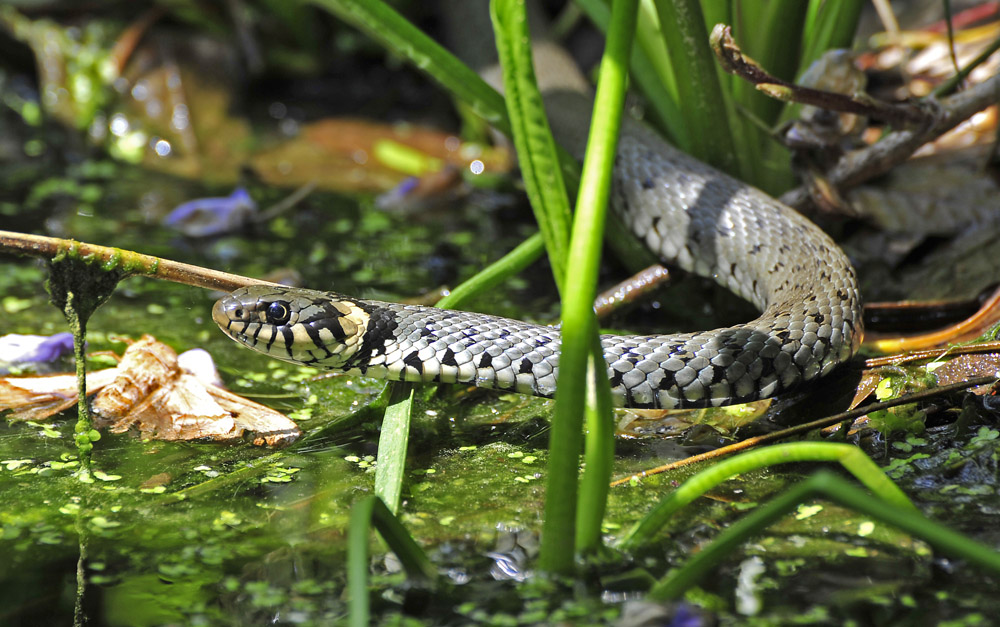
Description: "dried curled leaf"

(0, 369), (118, 422)
(93, 336), (300, 446)
(1, 335), (300, 447)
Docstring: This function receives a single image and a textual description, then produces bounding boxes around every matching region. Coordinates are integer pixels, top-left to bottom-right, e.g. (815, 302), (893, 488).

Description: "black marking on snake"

(642, 177), (654, 189)
(609, 368), (624, 388)
(403, 350), (423, 374)
(655, 368), (676, 391)
(758, 357), (775, 378)
(342, 303), (399, 370)
(252, 323), (264, 344)
(442, 348), (458, 367)
(280, 326), (294, 358)
(302, 322), (335, 357)
(478, 352), (493, 368)
(518, 358), (533, 375)
(265, 326), (278, 352)
(420, 327), (435, 339)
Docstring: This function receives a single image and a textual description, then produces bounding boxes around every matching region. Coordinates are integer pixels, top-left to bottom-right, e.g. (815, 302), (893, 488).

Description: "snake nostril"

(234, 308), (243, 318)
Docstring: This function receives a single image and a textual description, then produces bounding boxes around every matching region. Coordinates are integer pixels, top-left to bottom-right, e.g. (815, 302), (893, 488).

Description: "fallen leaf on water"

(0, 368), (119, 422)
(0, 335), (300, 447)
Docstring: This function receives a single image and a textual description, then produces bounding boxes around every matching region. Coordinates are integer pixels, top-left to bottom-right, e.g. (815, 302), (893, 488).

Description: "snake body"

(212, 87), (863, 409)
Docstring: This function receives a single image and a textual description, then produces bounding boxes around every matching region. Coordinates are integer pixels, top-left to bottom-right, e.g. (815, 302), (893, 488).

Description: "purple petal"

(0, 332), (75, 363)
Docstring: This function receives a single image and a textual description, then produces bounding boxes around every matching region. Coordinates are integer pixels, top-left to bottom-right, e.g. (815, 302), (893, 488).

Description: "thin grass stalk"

(373, 385), (414, 514)
(491, 0), (574, 289)
(619, 442), (913, 550)
(648, 471), (1000, 599)
(573, 0), (687, 147)
(436, 233), (544, 310)
(347, 496), (438, 625)
(653, 0), (738, 175)
(347, 497), (376, 627)
(796, 0), (865, 79)
(538, 0), (639, 569)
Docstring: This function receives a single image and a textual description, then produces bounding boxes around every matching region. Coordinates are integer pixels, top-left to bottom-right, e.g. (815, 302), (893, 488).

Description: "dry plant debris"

(0, 335), (300, 447)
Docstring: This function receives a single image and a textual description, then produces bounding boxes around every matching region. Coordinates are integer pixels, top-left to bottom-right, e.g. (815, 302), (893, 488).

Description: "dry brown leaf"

(1, 335), (300, 447)
(93, 335), (300, 446)
(0, 369), (119, 421)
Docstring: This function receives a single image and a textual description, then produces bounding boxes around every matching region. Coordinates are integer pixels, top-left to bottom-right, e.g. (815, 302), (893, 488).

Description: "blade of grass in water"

(348, 496), (437, 626)
(491, 0), (573, 290)
(653, 0), (738, 176)
(524, 0), (637, 571)
(570, 0), (638, 557)
(373, 384), (414, 515)
(647, 471), (1000, 600)
(619, 442), (914, 551)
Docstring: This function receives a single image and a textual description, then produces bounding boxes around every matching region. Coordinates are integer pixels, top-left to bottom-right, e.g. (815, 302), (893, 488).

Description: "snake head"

(212, 285), (370, 369)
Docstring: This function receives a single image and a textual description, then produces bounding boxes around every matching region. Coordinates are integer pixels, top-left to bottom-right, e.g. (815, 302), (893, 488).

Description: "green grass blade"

(573, 0), (688, 148)
(347, 496), (376, 627)
(538, 0), (639, 570)
(347, 495), (438, 625)
(369, 497), (437, 582)
(648, 471), (1000, 599)
(308, 0), (509, 134)
(491, 0), (573, 290)
(374, 384), (414, 515)
(435, 232), (544, 310)
(575, 333), (616, 554)
(653, 0), (738, 175)
(619, 442), (914, 550)
(798, 0), (864, 78)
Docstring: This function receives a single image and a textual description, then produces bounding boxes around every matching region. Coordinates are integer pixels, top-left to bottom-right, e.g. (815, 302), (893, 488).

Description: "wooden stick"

(0, 230), (278, 292)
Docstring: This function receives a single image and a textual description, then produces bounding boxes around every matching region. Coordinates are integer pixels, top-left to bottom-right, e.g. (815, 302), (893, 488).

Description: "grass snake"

(212, 82), (863, 409)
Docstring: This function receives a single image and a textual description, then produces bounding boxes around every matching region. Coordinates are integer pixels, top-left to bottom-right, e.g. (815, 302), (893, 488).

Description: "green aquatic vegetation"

(46, 248), (126, 479)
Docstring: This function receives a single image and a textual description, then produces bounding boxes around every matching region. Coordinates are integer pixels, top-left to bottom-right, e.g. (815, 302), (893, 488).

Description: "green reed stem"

(619, 442), (913, 550)
(539, 0), (638, 571)
(648, 471), (1000, 599)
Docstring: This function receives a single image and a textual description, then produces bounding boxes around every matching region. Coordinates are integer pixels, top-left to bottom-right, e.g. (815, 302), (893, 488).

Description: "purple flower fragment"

(164, 187), (257, 237)
(0, 332), (75, 365)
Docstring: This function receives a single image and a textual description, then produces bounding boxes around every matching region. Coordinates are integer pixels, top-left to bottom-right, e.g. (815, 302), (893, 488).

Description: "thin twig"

(0, 230), (277, 292)
(711, 24), (929, 126)
(610, 375), (998, 486)
(780, 71), (1000, 209)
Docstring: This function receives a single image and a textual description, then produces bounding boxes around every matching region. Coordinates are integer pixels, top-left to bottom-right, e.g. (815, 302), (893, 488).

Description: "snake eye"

(265, 301), (291, 325)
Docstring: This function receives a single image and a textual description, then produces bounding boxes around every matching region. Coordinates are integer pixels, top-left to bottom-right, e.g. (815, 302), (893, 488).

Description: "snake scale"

(213, 79), (863, 409)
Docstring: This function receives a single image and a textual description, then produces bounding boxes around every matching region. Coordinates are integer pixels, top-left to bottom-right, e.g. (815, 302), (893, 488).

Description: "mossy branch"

(0, 230), (277, 292)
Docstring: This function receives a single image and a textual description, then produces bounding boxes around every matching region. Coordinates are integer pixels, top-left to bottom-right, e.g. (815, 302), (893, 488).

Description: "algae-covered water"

(4, 140), (1000, 626)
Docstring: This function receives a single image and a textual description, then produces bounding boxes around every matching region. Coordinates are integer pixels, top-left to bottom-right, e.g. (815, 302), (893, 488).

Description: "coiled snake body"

(213, 90), (863, 409)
